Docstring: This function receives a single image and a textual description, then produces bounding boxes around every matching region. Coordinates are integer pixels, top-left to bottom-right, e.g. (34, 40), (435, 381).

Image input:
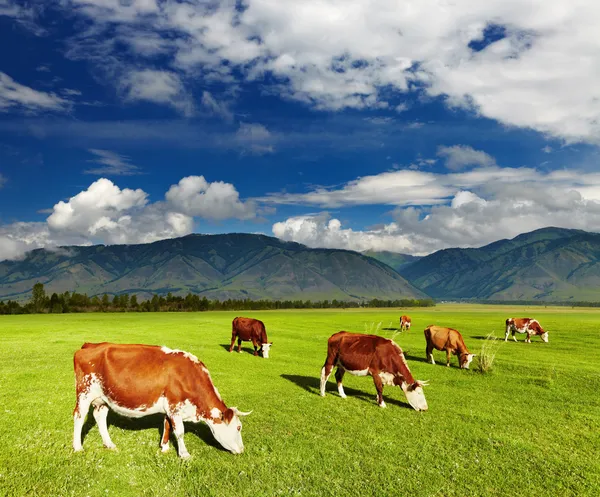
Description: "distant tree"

(130, 294), (138, 309)
(31, 283), (47, 313)
(101, 293), (110, 310)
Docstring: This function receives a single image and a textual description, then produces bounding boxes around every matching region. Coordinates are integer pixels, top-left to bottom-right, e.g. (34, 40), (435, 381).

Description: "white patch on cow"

(210, 407), (221, 419)
(104, 395), (169, 420)
(204, 416), (244, 454)
(428, 353), (435, 365)
(174, 399), (200, 422)
(541, 332), (549, 343)
(161, 346), (199, 364)
(378, 400), (387, 408)
(337, 382), (347, 398)
(261, 343), (272, 359)
(73, 373), (105, 451)
(346, 368), (369, 377)
(379, 372), (396, 386)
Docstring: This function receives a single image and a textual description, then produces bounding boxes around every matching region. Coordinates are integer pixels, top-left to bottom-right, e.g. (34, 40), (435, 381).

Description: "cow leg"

(237, 338), (242, 353)
(92, 401), (116, 449)
(525, 333), (532, 343)
(504, 327), (510, 342)
(251, 338), (259, 356)
(161, 416), (172, 453)
(320, 363), (334, 397)
(512, 330), (518, 342)
(172, 415), (190, 459)
(229, 333), (237, 352)
(73, 391), (94, 452)
(372, 373), (386, 408)
(335, 367), (347, 398)
(426, 344), (435, 364)
(446, 348), (452, 367)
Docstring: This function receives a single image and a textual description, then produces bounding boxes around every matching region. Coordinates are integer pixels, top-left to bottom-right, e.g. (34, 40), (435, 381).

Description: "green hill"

(399, 227), (600, 301)
(362, 250), (421, 273)
(0, 233), (427, 302)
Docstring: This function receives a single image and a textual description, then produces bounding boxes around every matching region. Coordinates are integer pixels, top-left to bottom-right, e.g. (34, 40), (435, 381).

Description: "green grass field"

(1, 305), (599, 496)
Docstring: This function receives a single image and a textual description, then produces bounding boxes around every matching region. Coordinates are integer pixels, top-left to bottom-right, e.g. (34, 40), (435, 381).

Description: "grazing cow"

(505, 318), (548, 343)
(320, 332), (428, 411)
(400, 315), (412, 332)
(230, 317), (272, 358)
(424, 325), (475, 369)
(73, 342), (251, 458)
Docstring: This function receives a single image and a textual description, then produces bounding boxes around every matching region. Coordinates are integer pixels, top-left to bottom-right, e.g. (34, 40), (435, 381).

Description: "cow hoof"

(378, 401), (387, 408)
(104, 443), (117, 450)
(320, 392), (326, 397)
(73, 446), (83, 453)
(339, 394), (347, 399)
(179, 452), (191, 460)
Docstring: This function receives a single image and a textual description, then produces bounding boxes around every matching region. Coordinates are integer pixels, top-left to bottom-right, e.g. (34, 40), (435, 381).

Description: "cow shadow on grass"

(219, 343), (257, 356)
(382, 327), (401, 332)
(280, 374), (412, 409)
(472, 336), (501, 341)
(402, 353), (430, 364)
(81, 410), (223, 452)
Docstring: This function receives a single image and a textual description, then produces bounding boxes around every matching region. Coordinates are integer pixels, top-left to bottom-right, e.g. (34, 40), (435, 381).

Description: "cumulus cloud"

(165, 176), (257, 220)
(0, 72), (70, 113)
(84, 149), (142, 176)
(60, 0), (600, 143)
(437, 145), (496, 170)
(119, 70), (194, 117)
(270, 164), (600, 254)
(0, 175), (258, 260)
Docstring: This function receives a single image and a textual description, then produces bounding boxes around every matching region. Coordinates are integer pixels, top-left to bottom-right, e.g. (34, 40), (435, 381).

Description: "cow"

(400, 315), (412, 332)
(230, 317), (272, 358)
(424, 325), (475, 369)
(505, 318), (548, 343)
(73, 342), (251, 459)
(319, 331), (428, 411)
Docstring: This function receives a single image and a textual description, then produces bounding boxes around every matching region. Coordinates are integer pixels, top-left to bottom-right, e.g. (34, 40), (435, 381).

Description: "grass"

(0, 304), (599, 496)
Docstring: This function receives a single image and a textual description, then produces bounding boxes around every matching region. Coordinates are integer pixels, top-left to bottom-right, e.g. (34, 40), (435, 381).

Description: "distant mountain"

(399, 227), (600, 301)
(362, 250), (421, 273)
(0, 233), (427, 302)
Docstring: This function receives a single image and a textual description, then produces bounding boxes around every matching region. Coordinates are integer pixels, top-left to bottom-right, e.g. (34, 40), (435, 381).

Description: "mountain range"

(0, 233), (425, 302)
(395, 227), (600, 302)
(3, 227), (600, 303)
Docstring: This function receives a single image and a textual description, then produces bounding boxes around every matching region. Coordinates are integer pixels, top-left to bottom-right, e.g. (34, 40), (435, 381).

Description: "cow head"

(261, 342), (273, 359)
(540, 332), (549, 342)
(459, 353), (476, 369)
(531, 322), (549, 342)
(207, 407), (251, 454)
(400, 380), (428, 411)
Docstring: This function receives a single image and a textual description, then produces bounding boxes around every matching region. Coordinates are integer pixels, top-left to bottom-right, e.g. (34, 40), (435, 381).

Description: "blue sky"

(1, 0), (600, 260)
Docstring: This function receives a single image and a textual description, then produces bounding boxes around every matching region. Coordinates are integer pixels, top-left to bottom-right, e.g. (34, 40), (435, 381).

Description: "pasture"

(1, 305), (599, 496)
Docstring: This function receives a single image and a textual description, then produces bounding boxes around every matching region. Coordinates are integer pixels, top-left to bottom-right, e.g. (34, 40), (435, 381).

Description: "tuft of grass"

(364, 321), (382, 335)
(475, 332), (501, 374)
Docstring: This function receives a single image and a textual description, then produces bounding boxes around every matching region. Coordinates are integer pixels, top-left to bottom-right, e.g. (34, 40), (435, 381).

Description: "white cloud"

(166, 176), (256, 220)
(270, 164), (600, 254)
(84, 149), (142, 176)
(63, 0), (600, 143)
(437, 145), (496, 170)
(201, 91), (234, 122)
(0, 175), (258, 260)
(0, 72), (70, 113)
(235, 122), (275, 155)
(119, 70), (194, 116)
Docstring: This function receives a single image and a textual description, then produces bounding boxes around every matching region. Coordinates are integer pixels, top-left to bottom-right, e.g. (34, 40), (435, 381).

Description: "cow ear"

(222, 408), (235, 424)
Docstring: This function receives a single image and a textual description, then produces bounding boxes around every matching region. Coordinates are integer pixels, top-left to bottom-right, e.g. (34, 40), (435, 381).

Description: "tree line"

(0, 283), (436, 315)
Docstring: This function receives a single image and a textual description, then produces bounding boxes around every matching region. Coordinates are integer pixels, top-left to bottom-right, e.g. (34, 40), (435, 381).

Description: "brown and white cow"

(505, 318), (548, 343)
(73, 342), (251, 458)
(230, 317), (272, 358)
(400, 315), (412, 332)
(424, 325), (475, 369)
(320, 331), (428, 411)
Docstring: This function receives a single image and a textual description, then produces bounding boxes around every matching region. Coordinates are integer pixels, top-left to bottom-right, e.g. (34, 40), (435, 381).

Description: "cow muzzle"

(401, 382), (428, 411)
(541, 332), (549, 343)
